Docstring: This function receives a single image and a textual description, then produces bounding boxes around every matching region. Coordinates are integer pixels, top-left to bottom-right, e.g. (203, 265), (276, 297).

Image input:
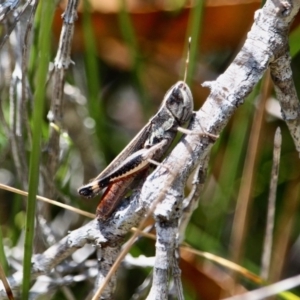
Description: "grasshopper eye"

(165, 81), (193, 125)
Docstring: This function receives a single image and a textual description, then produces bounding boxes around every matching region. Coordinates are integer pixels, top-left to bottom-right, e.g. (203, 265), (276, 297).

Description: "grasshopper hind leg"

(78, 176), (112, 198)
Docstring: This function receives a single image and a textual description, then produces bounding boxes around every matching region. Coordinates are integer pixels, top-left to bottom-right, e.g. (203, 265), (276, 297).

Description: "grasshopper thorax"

(163, 80), (193, 125)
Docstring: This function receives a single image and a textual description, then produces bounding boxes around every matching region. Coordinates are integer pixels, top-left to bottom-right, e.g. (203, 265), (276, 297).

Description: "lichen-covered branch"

(138, 0), (300, 299)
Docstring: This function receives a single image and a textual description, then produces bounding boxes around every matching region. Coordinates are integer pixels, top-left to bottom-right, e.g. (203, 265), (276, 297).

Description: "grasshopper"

(78, 81), (194, 220)
(78, 41), (198, 220)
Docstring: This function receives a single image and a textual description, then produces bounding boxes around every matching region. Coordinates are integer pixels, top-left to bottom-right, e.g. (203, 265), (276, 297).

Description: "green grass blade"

(22, 1), (55, 299)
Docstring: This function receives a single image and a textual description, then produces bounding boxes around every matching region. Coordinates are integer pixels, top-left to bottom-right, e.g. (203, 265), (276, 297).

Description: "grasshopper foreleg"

(177, 126), (219, 140)
(147, 158), (173, 175)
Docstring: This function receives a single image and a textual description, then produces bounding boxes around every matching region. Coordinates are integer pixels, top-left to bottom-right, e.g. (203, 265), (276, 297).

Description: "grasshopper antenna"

(183, 37), (191, 83)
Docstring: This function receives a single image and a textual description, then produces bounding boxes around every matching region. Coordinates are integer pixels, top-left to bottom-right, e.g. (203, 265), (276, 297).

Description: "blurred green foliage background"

(1, 0), (300, 299)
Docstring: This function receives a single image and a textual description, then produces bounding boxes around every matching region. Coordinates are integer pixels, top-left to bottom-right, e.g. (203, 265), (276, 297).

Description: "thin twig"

(0, 183), (95, 218)
(260, 127), (282, 280)
(0, 0), (31, 50)
(46, 0), (79, 198)
(0, 263), (14, 300)
(224, 274), (300, 300)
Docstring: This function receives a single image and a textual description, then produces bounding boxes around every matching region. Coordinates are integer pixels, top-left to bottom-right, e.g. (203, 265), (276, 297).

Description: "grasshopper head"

(164, 81), (193, 125)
